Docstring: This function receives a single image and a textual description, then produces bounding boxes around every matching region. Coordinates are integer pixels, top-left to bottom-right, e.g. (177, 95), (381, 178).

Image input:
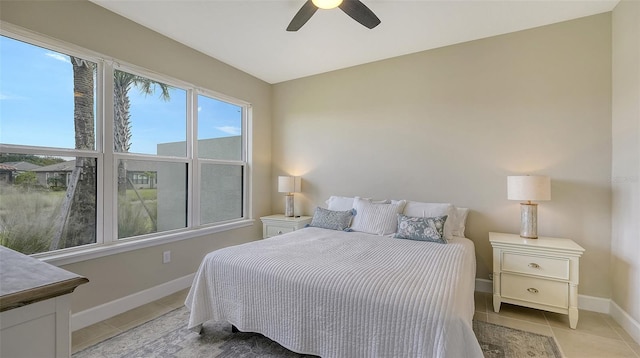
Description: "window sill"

(37, 219), (255, 267)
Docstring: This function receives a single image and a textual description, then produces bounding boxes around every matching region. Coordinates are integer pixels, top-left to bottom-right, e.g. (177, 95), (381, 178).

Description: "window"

(196, 94), (245, 225)
(114, 69), (187, 156)
(0, 29), (250, 258)
(197, 94), (243, 161)
(0, 37), (97, 150)
(118, 159), (187, 239)
(0, 35), (99, 255)
(112, 68), (191, 241)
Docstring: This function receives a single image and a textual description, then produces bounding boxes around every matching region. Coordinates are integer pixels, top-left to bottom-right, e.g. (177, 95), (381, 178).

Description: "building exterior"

(32, 161), (76, 188)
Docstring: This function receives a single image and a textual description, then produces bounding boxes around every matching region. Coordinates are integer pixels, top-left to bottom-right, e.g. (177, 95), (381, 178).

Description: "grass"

(125, 188), (157, 202)
(0, 183), (158, 255)
(0, 184), (61, 254)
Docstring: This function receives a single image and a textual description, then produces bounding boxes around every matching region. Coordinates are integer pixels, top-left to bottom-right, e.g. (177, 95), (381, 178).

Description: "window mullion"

(192, 159), (201, 227)
(94, 60), (105, 245)
(188, 90), (196, 228)
(102, 62), (116, 244)
(244, 106), (252, 219)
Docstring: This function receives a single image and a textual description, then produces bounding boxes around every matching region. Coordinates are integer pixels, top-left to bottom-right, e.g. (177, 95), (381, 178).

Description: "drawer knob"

(528, 263), (540, 269)
(527, 288), (539, 294)
(277, 230), (283, 235)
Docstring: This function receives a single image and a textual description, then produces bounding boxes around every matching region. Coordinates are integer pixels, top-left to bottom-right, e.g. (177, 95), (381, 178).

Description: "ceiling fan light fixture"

(287, 0), (380, 31)
(312, 0), (343, 10)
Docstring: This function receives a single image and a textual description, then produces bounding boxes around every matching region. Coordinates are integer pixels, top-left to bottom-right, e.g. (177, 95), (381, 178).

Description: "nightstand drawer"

(502, 252), (569, 280)
(266, 226), (294, 237)
(501, 274), (568, 309)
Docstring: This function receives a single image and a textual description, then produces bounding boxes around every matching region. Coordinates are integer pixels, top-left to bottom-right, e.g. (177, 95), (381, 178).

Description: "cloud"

(0, 92), (26, 100)
(45, 52), (70, 63)
(216, 126), (241, 135)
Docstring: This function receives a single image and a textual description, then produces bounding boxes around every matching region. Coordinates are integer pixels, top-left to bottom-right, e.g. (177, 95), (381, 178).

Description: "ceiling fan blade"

(339, 0), (381, 29)
(287, 0), (318, 31)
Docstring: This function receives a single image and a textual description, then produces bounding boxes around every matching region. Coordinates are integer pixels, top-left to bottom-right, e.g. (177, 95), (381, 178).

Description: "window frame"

(193, 90), (249, 227)
(0, 22), (254, 266)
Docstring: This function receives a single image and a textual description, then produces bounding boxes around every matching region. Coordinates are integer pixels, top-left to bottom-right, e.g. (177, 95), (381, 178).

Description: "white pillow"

(451, 207), (469, 237)
(402, 201), (456, 241)
(325, 196), (358, 211)
(325, 196), (389, 211)
(351, 198), (407, 235)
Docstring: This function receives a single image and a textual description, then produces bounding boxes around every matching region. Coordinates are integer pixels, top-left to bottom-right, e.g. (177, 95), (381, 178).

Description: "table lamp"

(278, 176), (301, 217)
(507, 175), (551, 239)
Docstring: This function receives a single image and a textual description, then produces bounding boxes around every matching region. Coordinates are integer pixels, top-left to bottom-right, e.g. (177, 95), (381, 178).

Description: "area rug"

(73, 307), (562, 358)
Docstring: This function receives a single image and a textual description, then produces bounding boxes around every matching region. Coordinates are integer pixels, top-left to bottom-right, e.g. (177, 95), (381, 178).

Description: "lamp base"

(284, 194), (294, 217)
(520, 203), (538, 239)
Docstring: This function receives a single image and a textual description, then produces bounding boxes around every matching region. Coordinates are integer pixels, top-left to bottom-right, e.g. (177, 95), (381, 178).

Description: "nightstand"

(489, 232), (585, 329)
(260, 214), (312, 239)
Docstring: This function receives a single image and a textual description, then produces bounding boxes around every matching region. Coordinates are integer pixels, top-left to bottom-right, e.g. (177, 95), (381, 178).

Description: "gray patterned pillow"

(394, 214), (448, 243)
(309, 207), (355, 231)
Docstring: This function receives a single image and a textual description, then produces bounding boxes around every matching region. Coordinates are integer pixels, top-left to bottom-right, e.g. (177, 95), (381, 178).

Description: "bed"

(185, 198), (483, 357)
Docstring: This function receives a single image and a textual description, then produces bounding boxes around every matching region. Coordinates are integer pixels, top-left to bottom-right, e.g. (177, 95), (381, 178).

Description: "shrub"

(0, 184), (59, 254)
(14, 171), (38, 190)
(118, 196), (154, 239)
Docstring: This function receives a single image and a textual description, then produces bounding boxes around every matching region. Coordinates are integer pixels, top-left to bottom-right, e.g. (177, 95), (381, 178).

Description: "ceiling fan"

(287, 0), (381, 32)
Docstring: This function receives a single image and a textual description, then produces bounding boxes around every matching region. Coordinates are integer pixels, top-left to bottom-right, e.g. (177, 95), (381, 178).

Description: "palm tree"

(51, 57), (96, 250)
(113, 70), (170, 195)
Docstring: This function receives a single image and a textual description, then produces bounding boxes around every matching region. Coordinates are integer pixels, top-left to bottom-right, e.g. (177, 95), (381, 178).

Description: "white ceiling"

(90, 0), (619, 84)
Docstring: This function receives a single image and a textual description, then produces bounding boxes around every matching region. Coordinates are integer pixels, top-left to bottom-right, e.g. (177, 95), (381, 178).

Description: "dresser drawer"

(501, 274), (568, 309)
(266, 226), (294, 237)
(502, 252), (569, 280)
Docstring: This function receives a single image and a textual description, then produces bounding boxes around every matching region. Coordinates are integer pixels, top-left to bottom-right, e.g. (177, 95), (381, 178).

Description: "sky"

(0, 35), (242, 156)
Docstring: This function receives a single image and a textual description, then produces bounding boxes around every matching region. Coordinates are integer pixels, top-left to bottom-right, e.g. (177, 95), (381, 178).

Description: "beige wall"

(0, 0), (272, 312)
(612, 0), (640, 324)
(273, 14), (613, 298)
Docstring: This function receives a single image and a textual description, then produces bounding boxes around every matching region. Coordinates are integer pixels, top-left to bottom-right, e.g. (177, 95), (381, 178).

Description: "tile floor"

(474, 291), (640, 358)
(72, 289), (190, 353)
(73, 289), (640, 357)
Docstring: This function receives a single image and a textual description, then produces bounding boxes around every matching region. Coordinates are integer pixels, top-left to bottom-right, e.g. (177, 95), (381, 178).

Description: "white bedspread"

(185, 227), (482, 358)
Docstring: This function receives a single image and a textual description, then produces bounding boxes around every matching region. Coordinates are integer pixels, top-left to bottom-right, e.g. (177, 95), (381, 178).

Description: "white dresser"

(260, 214), (312, 239)
(489, 232), (585, 328)
(0, 246), (88, 357)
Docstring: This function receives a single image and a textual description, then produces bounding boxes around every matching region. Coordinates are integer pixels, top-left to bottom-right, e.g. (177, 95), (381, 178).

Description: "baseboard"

(578, 294), (610, 314)
(475, 278), (493, 293)
(610, 300), (640, 345)
(71, 273), (194, 331)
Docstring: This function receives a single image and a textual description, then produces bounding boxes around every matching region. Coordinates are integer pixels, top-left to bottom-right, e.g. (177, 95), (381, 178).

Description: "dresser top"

(489, 232), (585, 253)
(0, 246), (88, 311)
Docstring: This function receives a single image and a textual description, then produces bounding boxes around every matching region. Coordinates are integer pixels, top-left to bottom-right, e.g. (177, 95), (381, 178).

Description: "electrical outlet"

(163, 251), (171, 264)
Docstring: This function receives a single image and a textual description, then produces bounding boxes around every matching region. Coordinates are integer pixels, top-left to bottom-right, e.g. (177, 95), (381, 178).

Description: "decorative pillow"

(402, 201), (455, 241)
(309, 207), (355, 231)
(451, 207), (469, 237)
(350, 198), (407, 235)
(394, 214), (448, 243)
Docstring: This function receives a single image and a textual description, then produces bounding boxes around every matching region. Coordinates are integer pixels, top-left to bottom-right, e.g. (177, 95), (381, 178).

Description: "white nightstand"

(260, 214), (312, 239)
(489, 232), (585, 329)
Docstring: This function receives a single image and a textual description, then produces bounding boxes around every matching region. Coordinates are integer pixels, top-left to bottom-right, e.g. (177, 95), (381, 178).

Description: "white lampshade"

(278, 176), (301, 194)
(507, 175), (551, 202)
(312, 0), (343, 9)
